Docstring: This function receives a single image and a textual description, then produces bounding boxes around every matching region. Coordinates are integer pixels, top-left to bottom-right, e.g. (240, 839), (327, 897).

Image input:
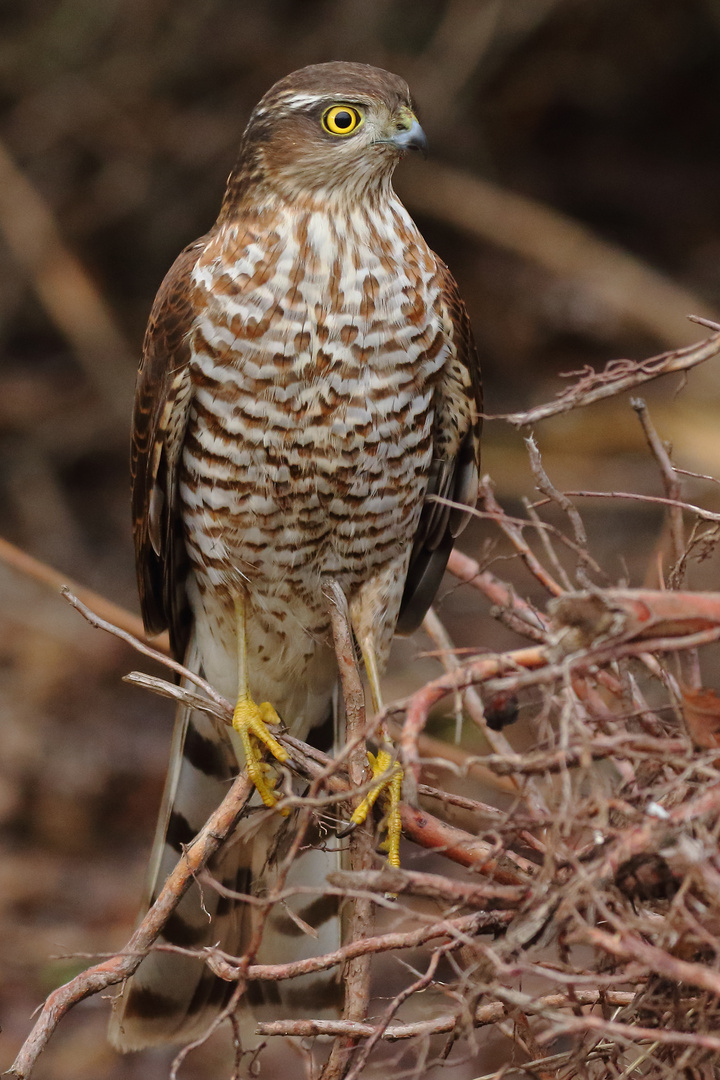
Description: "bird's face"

(235, 62), (427, 202)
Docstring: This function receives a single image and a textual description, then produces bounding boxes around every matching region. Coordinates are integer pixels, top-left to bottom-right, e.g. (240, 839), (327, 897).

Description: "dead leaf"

(681, 684), (720, 748)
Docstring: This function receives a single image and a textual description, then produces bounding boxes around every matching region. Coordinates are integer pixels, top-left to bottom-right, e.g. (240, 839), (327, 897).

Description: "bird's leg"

(348, 634), (403, 869)
(232, 594), (289, 812)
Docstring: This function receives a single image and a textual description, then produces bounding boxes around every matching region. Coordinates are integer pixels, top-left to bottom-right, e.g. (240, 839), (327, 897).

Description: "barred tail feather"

(109, 636), (344, 1051)
(248, 682), (346, 1016)
(108, 635), (246, 1050)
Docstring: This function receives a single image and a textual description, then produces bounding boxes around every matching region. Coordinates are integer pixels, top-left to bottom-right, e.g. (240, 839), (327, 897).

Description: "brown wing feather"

(131, 237), (206, 657)
(396, 260), (482, 634)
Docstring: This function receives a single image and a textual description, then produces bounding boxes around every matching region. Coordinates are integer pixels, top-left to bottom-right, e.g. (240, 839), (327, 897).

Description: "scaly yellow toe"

(233, 695), (289, 812)
(349, 748), (403, 867)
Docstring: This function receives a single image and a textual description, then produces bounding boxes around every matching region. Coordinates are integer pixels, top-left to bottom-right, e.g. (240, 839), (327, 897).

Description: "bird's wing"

(396, 259), (482, 633)
(131, 237), (206, 657)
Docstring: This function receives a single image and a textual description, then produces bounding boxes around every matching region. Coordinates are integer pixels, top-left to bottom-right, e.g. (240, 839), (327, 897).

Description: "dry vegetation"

(9, 336), (720, 1080)
(6, 2), (720, 1079)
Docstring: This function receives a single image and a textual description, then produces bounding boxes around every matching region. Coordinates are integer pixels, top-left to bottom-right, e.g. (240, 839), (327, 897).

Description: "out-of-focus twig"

(0, 534), (168, 650)
(407, 0), (505, 126)
(0, 137), (133, 424)
(632, 396), (702, 689)
(480, 477), (564, 596)
(399, 163), (719, 350)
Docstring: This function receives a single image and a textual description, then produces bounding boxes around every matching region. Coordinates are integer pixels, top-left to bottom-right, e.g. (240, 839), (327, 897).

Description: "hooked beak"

(389, 116), (429, 158)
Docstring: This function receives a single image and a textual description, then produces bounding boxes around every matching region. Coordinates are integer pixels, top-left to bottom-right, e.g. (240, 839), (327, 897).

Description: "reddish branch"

(398, 587), (720, 790)
(224, 911), (512, 984)
(8, 393), (720, 1078)
(400, 803), (534, 880)
(447, 548), (550, 637)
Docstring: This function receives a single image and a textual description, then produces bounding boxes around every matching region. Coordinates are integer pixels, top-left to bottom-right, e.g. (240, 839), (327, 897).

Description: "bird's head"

(226, 62), (427, 206)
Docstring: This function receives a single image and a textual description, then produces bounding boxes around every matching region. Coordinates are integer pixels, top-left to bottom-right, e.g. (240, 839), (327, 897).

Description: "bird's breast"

(179, 200), (446, 584)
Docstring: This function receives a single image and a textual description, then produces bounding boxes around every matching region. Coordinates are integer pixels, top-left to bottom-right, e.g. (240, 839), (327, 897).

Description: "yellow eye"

(322, 105), (363, 136)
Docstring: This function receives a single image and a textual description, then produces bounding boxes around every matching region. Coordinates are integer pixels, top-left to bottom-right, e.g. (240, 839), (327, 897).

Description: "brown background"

(3, 1), (720, 1076)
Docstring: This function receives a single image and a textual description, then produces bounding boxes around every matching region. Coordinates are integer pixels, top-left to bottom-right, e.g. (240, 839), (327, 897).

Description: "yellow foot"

(233, 696), (289, 813)
(345, 749), (403, 869)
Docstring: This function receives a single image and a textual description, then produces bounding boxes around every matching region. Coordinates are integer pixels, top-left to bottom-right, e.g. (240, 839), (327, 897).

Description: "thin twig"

(399, 163), (720, 350)
(0, 136), (133, 423)
(535, 488), (720, 522)
(322, 580), (374, 1080)
(480, 477), (565, 596)
(343, 951), (444, 1080)
(8, 773), (254, 1079)
(632, 396), (701, 689)
(0, 534), (169, 651)
(526, 433), (589, 552)
(62, 587), (224, 705)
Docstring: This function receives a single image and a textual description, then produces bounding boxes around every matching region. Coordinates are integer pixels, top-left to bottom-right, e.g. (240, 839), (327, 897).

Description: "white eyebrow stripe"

(280, 92), (328, 109)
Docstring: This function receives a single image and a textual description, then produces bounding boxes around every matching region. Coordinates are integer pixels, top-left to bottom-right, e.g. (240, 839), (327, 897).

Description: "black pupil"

(334, 110), (353, 129)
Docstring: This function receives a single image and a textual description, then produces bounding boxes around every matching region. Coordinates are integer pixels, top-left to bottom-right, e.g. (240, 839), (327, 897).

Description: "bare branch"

(0, 136), (133, 424)
(322, 579), (374, 1080)
(496, 332), (720, 427)
(0, 534), (169, 651)
(8, 773), (254, 1079)
(399, 163), (719, 349)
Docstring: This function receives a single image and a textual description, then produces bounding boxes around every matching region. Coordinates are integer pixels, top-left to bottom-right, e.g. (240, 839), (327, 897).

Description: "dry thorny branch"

(10, 330), (720, 1080)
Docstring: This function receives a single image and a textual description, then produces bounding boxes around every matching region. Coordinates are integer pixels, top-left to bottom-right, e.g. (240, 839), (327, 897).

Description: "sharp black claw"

(336, 820), (358, 839)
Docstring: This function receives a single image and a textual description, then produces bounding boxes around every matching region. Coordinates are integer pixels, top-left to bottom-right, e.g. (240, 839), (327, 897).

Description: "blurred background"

(3, 1), (720, 1076)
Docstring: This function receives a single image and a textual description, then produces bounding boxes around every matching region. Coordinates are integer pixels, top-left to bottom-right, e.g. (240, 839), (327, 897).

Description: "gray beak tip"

(391, 118), (429, 158)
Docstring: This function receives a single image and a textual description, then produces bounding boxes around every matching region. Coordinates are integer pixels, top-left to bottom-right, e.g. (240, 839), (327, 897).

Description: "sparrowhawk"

(110, 60), (482, 1051)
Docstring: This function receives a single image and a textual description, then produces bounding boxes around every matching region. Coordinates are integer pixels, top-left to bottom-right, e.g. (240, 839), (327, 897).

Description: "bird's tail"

(108, 634), (343, 1051)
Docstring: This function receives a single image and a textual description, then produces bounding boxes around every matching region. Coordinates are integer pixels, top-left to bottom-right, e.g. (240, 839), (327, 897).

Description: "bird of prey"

(110, 60), (481, 1051)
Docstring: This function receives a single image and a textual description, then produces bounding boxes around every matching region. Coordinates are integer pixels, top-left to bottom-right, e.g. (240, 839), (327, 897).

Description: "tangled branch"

(9, 332), (720, 1080)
